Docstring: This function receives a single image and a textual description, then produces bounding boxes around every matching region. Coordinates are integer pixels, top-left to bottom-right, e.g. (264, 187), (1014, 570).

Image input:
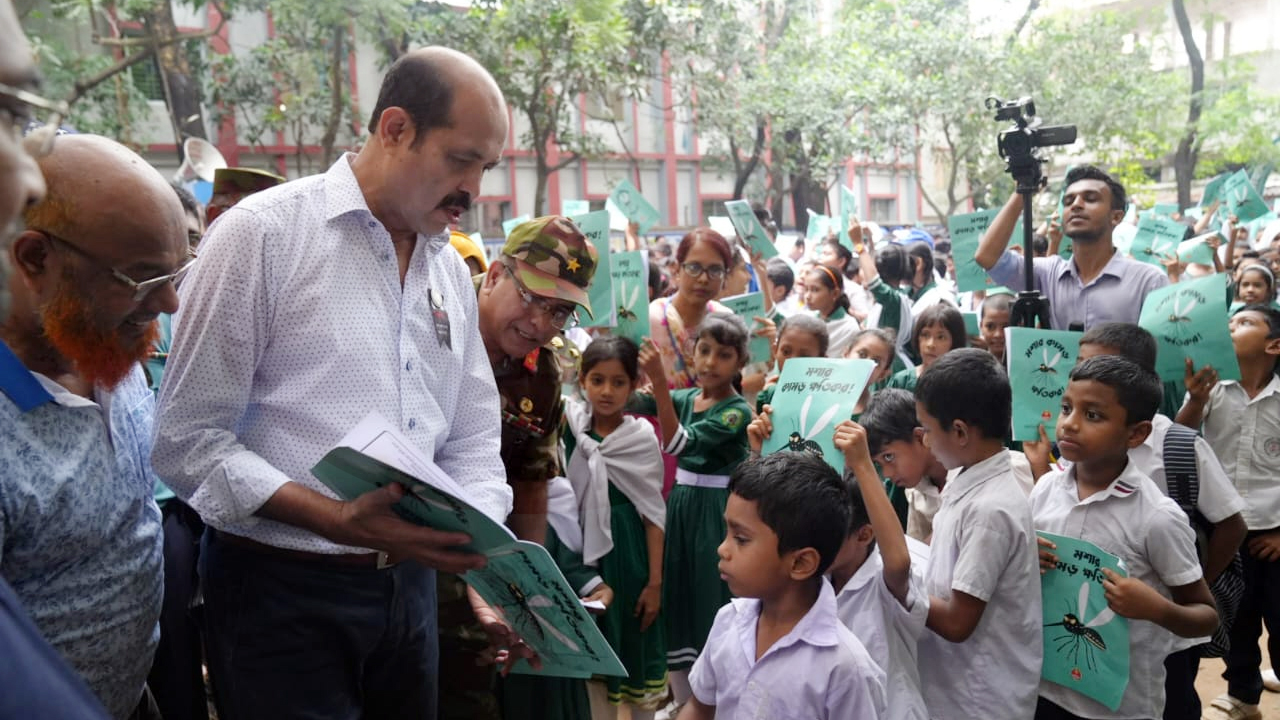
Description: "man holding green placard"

(976, 166), (1168, 331)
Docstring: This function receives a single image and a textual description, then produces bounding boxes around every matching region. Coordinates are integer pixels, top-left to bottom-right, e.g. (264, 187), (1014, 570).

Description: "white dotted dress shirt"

(153, 155), (512, 553)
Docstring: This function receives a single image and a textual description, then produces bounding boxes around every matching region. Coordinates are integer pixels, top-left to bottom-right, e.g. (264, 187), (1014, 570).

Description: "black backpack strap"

(1162, 422), (1200, 520)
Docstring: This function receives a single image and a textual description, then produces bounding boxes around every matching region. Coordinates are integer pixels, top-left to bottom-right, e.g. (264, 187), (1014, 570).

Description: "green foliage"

(27, 34), (152, 142)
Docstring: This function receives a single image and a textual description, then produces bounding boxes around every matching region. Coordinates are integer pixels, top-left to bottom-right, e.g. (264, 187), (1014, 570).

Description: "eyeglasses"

(680, 262), (726, 281)
(503, 262), (578, 330)
(39, 231), (198, 302)
(0, 81), (70, 159)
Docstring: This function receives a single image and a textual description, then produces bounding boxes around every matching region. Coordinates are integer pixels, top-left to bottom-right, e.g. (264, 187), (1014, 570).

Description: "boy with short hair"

(1178, 305), (1280, 720)
(1032, 355), (1219, 720)
(831, 419), (930, 720)
(678, 453), (886, 720)
(912, 349), (1043, 720)
(1074, 323), (1246, 720)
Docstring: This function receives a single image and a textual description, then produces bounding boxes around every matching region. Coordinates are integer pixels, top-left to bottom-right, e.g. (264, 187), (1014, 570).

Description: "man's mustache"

(437, 192), (472, 211)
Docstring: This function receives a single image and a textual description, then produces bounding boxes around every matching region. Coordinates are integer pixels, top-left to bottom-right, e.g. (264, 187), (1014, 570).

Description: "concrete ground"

(1195, 633), (1280, 717)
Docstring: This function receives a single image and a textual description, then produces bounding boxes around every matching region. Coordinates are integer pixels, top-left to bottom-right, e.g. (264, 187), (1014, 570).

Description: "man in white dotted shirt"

(153, 47), (517, 720)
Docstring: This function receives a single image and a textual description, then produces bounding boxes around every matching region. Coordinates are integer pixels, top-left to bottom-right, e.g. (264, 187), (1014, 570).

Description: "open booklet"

(310, 412), (627, 679)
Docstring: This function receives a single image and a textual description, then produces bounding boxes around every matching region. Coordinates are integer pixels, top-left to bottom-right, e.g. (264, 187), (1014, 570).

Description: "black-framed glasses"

(39, 231), (198, 303)
(502, 262), (579, 330)
(0, 81), (69, 159)
(680, 262), (726, 281)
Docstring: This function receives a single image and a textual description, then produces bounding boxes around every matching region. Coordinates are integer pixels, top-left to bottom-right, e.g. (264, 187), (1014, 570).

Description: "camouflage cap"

(501, 215), (599, 317)
(211, 167), (285, 196)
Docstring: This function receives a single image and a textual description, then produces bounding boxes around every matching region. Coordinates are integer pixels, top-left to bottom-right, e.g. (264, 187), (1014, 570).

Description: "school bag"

(1163, 422), (1245, 658)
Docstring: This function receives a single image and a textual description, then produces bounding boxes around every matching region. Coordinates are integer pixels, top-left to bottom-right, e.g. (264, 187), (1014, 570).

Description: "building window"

(869, 197), (897, 223)
(131, 58), (167, 102)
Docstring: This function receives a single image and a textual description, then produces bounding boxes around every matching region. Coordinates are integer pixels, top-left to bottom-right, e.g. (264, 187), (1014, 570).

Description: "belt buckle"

(376, 551), (395, 569)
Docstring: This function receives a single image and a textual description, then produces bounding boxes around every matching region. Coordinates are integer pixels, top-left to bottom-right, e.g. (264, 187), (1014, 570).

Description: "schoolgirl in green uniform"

(886, 303), (966, 392)
(632, 312), (752, 709)
(755, 314), (828, 413)
(562, 337), (668, 719)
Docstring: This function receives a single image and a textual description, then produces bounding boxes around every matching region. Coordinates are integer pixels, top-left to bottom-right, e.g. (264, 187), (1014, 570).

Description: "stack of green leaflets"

(561, 199), (590, 217)
(839, 185), (859, 252)
(609, 251), (649, 346)
(725, 199), (778, 259)
(1176, 232), (1217, 267)
(313, 413), (628, 679)
(1138, 273), (1241, 383)
(609, 179), (661, 235)
(719, 292), (771, 365)
(1005, 327), (1081, 442)
(1201, 174), (1228, 208)
(947, 208), (1000, 293)
(1223, 169), (1271, 223)
(760, 357), (876, 473)
(502, 214), (532, 238)
(1038, 532), (1130, 711)
(1127, 215), (1186, 267)
(807, 209), (833, 242)
(571, 210), (614, 328)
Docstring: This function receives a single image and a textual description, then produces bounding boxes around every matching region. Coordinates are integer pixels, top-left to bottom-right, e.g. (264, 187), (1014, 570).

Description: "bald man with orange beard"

(0, 132), (189, 719)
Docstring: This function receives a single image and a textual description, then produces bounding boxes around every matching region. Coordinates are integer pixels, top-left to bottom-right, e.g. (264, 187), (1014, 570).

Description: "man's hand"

(332, 482), (486, 573)
(635, 582), (661, 632)
(1101, 568), (1167, 622)
(467, 587), (542, 676)
(1248, 531), (1280, 562)
(746, 405), (773, 454)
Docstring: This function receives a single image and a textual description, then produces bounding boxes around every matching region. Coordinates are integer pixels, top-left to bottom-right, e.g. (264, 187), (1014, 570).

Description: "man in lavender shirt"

(975, 165), (1168, 331)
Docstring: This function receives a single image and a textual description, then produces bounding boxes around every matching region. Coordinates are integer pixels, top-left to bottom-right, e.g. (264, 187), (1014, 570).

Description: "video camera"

(986, 96), (1077, 192)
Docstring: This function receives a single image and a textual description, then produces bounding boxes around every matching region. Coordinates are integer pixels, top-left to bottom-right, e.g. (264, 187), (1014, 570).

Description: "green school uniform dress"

(561, 431), (668, 710)
(499, 524), (595, 720)
(756, 382), (776, 414)
(629, 388), (751, 670)
(885, 366), (919, 392)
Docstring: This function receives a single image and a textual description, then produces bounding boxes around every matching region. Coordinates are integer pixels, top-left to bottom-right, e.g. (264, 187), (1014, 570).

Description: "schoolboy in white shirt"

(1178, 305), (1280, 720)
(912, 348), (1043, 720)
(1033, 356), (1218, 720)
(678, 453), (886, 720)
(831, 418), (930, 720)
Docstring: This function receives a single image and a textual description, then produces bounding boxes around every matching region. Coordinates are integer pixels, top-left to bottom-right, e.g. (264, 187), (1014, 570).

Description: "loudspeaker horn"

(173, 137), (228, 184)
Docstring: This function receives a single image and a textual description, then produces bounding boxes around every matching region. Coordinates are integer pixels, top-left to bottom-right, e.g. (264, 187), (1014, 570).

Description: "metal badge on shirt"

(429, 288), (451, 349)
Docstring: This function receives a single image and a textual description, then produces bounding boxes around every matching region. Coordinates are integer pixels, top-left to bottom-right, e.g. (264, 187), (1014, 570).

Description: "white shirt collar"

(732, 577), (842, 664)
(1218, 374), (1280, 402)
(941, 449), (1010, 503)
(1059, 458), (1146, 504)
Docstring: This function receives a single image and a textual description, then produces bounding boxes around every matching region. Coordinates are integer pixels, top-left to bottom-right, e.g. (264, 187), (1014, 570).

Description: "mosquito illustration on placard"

(1046, 581), (1114, 673)
(1166, 292), (1199, 342)
(1032, 348), (1063, 394)
(493, 580), (581, 654)
(616, 284), (641, 323)
(786, 394), (841, 456)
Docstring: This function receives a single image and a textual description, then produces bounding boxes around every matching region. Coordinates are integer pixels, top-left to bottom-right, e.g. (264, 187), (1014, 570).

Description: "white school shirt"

(1031, 462), (1204, 719)
(912, 452), (1036, 542)
(834, 546), (929, 720)
(690, 578), (887, 720)
(918, 449), (1042, 720)
(1129, 414), (1245, 525)
(1199, 376), (1280, 530)
(153, 155), (513, 553)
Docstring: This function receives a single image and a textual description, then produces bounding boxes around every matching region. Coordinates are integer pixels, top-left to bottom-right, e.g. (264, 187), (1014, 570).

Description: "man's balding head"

(367, 46), (505, 149)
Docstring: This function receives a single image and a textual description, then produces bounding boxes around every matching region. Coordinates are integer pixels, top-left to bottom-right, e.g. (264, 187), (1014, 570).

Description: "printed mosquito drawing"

(1046, 581), (1115, 673)
(1032, 348), (1063, 394)
(786, 394), (841, 456)
(616, 285), (641, 323)
(1166, 292), (1199, 342)
(493, 581), (581, 653)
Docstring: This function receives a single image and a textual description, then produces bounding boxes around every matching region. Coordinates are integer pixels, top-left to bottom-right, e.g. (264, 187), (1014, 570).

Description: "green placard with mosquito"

(1138, 273), (1242, 383)
(1005, 327), (1082, 442)
(1223, 169), (1271, 223)
(760, 357), (876, 473)
(610, 250), (649, 346)
(719, 292), (772, 365)
(1038, 532), (1130, 711)
(570, 210), (614, 329)
(609, 179), (661, 235)
(725, 199), (778, 259)
(1127, 215), (1186, 267)
(947, 208), (1000, 292)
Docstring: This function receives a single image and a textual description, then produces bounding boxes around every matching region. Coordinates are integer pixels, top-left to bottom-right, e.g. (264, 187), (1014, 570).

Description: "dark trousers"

(1162, 646), (1201, 720)
(147, 501), (208, 720)
(200, 530), (438, 720)
(1223, 530), (1280, 705)
(1036, 696), (1155, 720)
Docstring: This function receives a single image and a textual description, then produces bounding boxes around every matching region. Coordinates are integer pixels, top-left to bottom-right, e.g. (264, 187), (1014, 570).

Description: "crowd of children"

(533, 166), (1280, 720)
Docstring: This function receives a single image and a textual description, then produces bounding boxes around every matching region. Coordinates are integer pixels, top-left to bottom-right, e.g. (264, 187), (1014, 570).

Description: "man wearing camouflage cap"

(438, 214), (598, 719)
(205, 166), (285, 225)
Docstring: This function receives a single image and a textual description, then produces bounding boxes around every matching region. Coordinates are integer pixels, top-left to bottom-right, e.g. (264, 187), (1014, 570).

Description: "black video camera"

(986, 96), (1077, 192)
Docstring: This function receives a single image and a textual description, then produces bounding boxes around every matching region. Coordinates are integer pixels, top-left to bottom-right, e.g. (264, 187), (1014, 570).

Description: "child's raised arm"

(833, 420), (910, 606)
(746, 405), (774, 455)
(638, 339), (678, 448)
(1175, 358), (1219, 428)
